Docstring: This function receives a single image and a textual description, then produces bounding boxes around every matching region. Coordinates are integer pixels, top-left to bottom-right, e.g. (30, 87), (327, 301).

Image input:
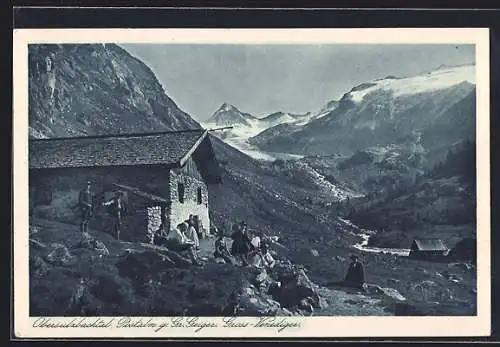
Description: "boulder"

(45, 243), (74, 266)
(299, 298), (314, 314)
(448, 262), (473, 272)
(30, 238), (48, 250)
(75, 232), (110, 256)
(30, 254), (49, 276)
(278, 268), (323, 309)
(387, 278), (399, 286)
(29, 224), (41, 235)
(448, 238), (476, 263)
(116, 250), (177, 282)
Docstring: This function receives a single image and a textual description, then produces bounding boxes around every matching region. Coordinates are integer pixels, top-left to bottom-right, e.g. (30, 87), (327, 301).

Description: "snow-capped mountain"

(203, 100), (340, 160)
(250, 64), (476, 160)
(205, 102), (258, 127)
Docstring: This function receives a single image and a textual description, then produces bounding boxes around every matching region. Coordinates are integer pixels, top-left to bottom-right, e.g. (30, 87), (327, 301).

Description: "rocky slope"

(28, 44), (200, 138)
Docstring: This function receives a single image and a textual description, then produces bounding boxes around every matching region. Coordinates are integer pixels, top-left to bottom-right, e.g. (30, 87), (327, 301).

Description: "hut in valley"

(409, 238), (449, 260)
(29, 129), (222, 242)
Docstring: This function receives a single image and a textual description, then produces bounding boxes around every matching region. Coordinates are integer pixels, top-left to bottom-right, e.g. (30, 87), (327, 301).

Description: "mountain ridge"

(28, 43), (201, 139)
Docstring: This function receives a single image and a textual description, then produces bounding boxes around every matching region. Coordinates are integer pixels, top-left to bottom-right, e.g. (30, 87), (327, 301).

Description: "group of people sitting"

(152, 217), (276, 269)
(153, 214), (206, 266)
(214, 221), (276, 269)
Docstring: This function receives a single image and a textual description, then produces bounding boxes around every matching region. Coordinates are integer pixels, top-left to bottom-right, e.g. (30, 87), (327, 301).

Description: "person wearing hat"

(78, 181), (94, 234)
(343, 254), (365, 289)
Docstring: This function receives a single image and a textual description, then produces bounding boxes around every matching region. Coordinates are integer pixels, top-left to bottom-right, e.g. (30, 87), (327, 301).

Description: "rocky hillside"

(28, 44), (200, 139)
(346, 140), (476, 250)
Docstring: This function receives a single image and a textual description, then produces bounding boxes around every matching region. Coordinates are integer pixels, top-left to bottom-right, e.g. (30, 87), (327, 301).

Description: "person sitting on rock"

(343, 255), (365, 290)
(260, 243), (276, 269)
(248, 241), (276, 269)
(251, 230), (262, 250)
(164, 222), (201, 266)
(214, 233), (233, 264)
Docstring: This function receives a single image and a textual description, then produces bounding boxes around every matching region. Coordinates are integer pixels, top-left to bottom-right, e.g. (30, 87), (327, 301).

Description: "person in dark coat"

(344, 255), (365, 289)
(102, 191), (126, 240)
(230, 222), (254, 266)
(78, 181), (93, 234)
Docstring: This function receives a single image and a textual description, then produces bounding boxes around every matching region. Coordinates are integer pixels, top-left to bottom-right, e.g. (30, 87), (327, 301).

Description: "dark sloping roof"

(29, 130), (209, 169)
(112, 183), (169, 204)
(412, 238), (448, 251)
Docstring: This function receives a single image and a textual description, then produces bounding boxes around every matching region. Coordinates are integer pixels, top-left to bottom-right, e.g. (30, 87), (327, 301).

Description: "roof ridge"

(30, 128), (205, 142)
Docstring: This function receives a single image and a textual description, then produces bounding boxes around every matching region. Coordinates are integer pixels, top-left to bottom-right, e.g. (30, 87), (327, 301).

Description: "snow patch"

(350, 65), (475, 103)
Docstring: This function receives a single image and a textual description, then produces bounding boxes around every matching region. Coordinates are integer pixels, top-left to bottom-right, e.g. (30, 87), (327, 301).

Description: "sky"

(121, 44), (475, 121)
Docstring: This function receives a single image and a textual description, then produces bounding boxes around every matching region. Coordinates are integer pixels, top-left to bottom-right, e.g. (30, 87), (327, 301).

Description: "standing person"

(343, 255), (365, 290)
(78, 181), (93, 234)
(102, 191), (125, 240)
(231, 222), (253, 266)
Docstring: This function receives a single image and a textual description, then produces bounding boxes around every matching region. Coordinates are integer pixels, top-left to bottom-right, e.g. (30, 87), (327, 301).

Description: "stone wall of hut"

(168, 157), (210, 234)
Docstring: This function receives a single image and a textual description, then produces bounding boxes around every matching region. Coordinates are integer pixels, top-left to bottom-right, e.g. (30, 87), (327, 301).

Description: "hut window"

(178, 182), (185, 203)
(197, 187), (202, 204)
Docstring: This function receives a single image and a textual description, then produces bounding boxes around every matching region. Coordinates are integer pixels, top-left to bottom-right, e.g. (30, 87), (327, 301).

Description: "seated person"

(214, 233), (233, 264)
(184, 219), (200, 250)
(162, 222), (201, 266)
(248, 242), (276, 269)
(343, 255), (365, 289)
(260, 242), (276, 269)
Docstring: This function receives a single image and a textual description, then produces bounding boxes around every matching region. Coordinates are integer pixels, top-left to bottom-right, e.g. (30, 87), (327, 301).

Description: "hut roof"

(412, 238), (448, 251)
(112, 183), (169, 204)
(29, 130), (221, 183)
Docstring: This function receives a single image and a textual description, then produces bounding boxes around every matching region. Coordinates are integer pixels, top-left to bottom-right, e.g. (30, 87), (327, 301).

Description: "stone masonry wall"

(147, 206), (163, 243)
(169, 170), (210, 235)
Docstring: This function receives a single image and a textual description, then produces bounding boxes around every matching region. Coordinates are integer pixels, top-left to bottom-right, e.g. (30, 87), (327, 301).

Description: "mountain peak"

(205, 103), (257, 127)
(219, 102), (238, 113)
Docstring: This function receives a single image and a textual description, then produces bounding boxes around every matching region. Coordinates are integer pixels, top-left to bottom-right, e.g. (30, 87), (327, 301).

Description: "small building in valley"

(29, 129), (222, 242)
(409, 238), (449, 260)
